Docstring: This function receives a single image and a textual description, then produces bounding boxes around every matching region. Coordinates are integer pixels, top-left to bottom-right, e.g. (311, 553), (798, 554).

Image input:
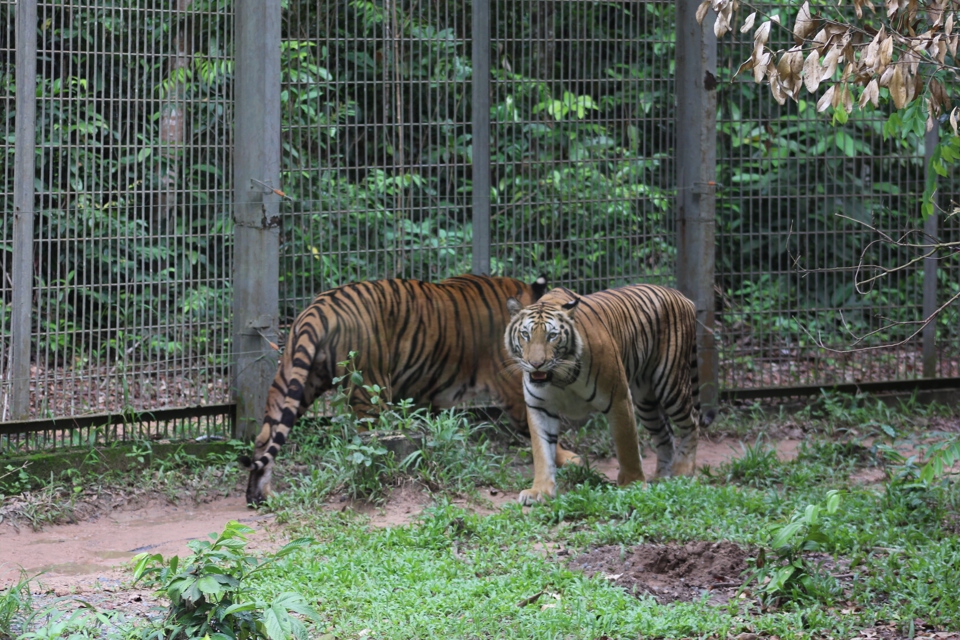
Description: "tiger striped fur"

(504, 284), (713, 505)
(241, 274), (581, 506)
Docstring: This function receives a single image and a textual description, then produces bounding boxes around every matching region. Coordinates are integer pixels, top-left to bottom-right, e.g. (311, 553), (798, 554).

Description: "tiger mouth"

(529, 371), (552, 383)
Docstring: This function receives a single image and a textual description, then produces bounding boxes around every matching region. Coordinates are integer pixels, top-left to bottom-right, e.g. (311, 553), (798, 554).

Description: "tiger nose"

(529, 359), (546, 369)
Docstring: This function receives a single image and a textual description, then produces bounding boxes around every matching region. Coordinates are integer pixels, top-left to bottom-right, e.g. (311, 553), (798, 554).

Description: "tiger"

(504, 283), (713, 505)
(241, 274), (581, 505)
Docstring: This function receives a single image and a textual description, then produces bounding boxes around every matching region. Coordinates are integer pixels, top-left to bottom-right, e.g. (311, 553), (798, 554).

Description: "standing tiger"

(242, 274), (580, 506)
(504, 284), (713, 505)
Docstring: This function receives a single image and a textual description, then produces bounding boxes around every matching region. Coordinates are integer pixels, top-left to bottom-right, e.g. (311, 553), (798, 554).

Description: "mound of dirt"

(570, 540), (752, 605)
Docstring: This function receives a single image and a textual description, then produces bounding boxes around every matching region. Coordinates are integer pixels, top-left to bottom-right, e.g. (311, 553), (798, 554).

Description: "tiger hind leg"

(635, 394), (675, 480)
(659, 385), (700, 477)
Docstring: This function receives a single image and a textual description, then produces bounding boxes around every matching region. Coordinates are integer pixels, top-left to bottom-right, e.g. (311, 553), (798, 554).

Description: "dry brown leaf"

(841, 83), (854, 112)
(754, 50), (771, 83)
(948, 34), (958, 58)
(947, 12), (955, 36)
(714, 11), (730, 37)
(890, 65), (907, 108)
(821, 46), (840, 80)
(878, 64), (896, 87)
(770, 14), (781, 24)
(754, 20), (772, 47)
(696, 0), (711, 25)
(770, 77), (788, 105)
(859, 78), (880, 108)
(862, 38), (880, 70)
(735, 56), (756, 77)
(886, 0), (900, 18)
(950, 107), (958, 135)
(818, 84), (837, 111)
(803, 49), (821, 92)
(794, 2), (817, 43)
(741, 11), (757, 33)
(879, 35), (894, 68)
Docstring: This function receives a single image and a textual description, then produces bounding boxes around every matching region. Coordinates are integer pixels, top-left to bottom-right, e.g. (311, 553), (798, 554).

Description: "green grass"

(5, 392), (960, 639)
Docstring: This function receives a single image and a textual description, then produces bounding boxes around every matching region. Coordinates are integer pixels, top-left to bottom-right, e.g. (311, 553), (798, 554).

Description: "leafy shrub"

(132, 521), (319, 640)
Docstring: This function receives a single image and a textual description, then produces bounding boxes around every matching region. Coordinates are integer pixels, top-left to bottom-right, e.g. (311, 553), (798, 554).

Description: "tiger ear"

(561, 297), (580, 316)
(507, 297), (523, 317)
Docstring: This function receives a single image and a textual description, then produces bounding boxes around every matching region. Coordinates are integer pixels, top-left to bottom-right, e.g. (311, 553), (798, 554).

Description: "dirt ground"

(0, 435), (801, 595)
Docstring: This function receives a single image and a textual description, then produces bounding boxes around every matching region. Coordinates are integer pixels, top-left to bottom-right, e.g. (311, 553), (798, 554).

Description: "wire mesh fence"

(3, 0), (960, 454)
(1, 1), (235, 450)
(715, 2), (960, 394)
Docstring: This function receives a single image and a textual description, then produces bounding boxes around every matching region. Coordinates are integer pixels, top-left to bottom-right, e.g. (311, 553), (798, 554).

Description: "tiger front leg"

(519, 407), (562, 505)
(608, 396), (646, 487)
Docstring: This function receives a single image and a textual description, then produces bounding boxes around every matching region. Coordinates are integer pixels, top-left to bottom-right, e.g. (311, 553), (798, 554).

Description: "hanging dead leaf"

(948, 34), (959, 59)
(821, 46), (840, 80)
(840, 83), (854, 112)
(879, 35), (893, 69)
(858, 78), (880, 108)
(889, 65), (907, 108)
(794, 2), (817, 43)
(803, 49), (821, 92)
(714, 11), (730, 37)
(754, 50), (771, 83)
(950, 107), (958, 136)
(817, 84), (837, 111)
(930, 78), (951, 112)
(947, 12), (955, 36)
(741, 11), (757, 33)
(771, 80), (788, 105)
(878, 64), (895, 87)
(696, 0), (711, 25)
(754, 20), (772, 47)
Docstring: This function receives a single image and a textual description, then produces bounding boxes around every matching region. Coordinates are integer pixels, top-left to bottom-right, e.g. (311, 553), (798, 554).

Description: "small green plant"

(742, 490), (844, 607)
(707, 438), (783, 488)
(0, 463), (33, 497)
(132, 521), (319, 640)
(17, 605), (117, 640)
(0, 569), (34, 639)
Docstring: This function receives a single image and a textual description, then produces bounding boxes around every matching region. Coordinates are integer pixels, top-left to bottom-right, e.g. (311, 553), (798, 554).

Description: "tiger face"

(505, 297), (582, 385)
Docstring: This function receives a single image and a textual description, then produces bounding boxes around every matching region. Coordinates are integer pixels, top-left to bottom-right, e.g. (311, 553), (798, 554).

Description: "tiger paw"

(616, 468), (646, 487)
(518, 483), (556, 505)
(555, 446), (583, 468)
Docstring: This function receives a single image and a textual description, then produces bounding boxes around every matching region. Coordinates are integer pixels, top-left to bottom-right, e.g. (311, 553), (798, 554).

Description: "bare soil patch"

(570, 540), (752, 605)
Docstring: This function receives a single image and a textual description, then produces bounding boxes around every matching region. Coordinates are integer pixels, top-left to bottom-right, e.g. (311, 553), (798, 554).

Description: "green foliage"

(0, 1), (234, 367)
(0, 571), (34, 640)
(742, 490), (845, 607)
(16, 605), (119, 640)
(132, 521), (319, 640)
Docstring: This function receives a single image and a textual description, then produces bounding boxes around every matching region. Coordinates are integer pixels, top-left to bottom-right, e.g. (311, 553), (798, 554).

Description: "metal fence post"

(11, 0), (38, 420)
(233, 0), (281, 440)
(676, 0), (718, 409)
(922, 126), (940, 378)
(471, 0), (492, 275)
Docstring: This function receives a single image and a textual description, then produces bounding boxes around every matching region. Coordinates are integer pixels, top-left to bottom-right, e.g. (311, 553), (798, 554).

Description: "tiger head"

(505, 295), (582, 386)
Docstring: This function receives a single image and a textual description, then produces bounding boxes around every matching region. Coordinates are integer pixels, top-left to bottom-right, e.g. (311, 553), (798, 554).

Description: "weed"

(742, 490), (845, 607)
(132, 520), (320, 640)
(707, 438), (783, 488)
(17, 604), (118, 640)
(555, 458), (609, 492)
(0, 569), (34, 639)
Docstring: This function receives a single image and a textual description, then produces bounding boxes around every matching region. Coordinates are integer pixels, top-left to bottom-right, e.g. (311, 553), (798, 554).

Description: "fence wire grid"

(3, 0), (960, 454)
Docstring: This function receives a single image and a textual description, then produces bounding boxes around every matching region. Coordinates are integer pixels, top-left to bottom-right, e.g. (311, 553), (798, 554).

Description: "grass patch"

(4, 391), (959, 639)
(0, 440), (248, 530)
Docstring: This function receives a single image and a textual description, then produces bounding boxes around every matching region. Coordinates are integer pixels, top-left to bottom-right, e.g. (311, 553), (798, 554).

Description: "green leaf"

(197, 575), (224, 595)
(771, 521), (804, 550)
(274, 537), (315, 558)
